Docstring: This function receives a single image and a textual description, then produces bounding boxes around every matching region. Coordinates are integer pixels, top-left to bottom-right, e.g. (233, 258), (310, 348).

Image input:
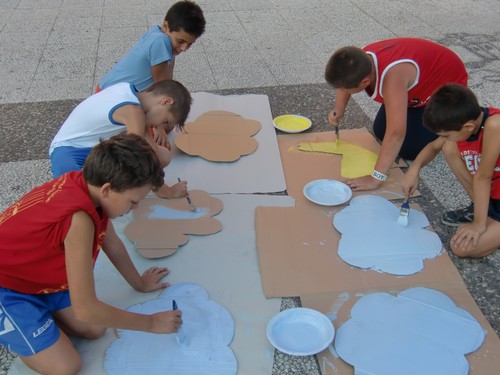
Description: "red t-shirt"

(457, 107), (500, 199)
(363, 38), (468, 107)
(0, 171), (108, 294)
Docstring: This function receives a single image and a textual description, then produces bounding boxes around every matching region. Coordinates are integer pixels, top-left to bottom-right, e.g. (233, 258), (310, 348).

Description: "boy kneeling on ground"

(0, 134), (182, 374)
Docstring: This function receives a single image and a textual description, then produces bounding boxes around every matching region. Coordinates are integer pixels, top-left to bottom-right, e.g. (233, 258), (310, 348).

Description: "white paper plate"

(303, 179), (352, 206)
(273, 114), (312, 133)
(267, 308), (334, 356)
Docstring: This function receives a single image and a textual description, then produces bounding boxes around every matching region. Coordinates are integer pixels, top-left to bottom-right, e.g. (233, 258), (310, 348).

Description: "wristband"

(371, 169), (388, 182)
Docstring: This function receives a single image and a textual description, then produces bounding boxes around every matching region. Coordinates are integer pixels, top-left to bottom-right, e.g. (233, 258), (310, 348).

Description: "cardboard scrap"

(124, 190), (223, 258)
(174, 110), (261, 162)
(255, 202), (458, 298)
(278, 129), (417, 203)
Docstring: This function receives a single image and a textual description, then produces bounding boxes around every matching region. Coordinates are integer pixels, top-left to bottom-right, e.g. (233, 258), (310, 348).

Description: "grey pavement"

(1, 0), (500, 374)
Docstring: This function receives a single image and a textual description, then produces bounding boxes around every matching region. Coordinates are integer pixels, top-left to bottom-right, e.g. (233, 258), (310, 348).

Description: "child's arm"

(101, 223), (170, 292)
(401, 137), (446, 199)
(328, 89), (350, 124)
(151, 61), (174, 83)
(65, 211), (181, 333)
(452, 117), (500, 253)
(149, 62), (175, 147)
(112, 104), (160, 155)
(344, 63), (415, 191)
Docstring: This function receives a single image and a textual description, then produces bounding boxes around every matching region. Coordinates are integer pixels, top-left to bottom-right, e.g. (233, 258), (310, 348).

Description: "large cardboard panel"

(165, 93), (286, 194)
(255, 202), (462, 298)
(301, 283), (500, 375)
(277, 129), (416, 204)
(9, 195), (294, 375)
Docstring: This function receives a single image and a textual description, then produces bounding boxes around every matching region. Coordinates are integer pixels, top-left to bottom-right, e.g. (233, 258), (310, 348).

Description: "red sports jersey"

(363, 38), (468, 107)
(457, 107), (500, 199)
(0, 171), (108, 294)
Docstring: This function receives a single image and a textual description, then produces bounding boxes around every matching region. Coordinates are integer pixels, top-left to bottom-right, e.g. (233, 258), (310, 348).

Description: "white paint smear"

(105, 283), (237, 375)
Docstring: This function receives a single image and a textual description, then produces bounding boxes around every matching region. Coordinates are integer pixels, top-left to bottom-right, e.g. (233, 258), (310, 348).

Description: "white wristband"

(371, 170), (388, 182)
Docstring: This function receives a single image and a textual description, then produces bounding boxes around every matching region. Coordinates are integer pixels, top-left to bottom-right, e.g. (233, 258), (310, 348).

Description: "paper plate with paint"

(273, 114), (312, 133)
(267, 307), (334, 356)
(303, 179), (352, 206)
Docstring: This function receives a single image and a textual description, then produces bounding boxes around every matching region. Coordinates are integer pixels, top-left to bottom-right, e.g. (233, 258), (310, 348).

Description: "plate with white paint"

(273, 114), (312, 133)
(303, 179), (352, 206)
(267, 307), (334, 356)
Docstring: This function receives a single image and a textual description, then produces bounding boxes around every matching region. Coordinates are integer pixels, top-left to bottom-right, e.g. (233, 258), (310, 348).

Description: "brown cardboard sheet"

(124, 190), (222, 258)
(255, 197), (500, 373)
(174, 110), (261, 162)
(301, 283), (500, 375)
(255, 202), (459, 298)
(277, 129), (416, 203)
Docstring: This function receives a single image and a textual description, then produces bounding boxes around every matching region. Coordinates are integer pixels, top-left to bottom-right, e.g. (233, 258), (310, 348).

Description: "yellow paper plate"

(273, 114), (312, 133)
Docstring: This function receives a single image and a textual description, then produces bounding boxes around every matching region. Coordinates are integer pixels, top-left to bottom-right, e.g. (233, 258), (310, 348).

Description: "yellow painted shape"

(298, 140), (378, 178)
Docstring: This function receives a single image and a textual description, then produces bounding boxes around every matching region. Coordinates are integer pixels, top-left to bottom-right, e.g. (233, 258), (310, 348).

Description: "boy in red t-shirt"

(402, 84), (500, 258)
(0, 134), (182, 374)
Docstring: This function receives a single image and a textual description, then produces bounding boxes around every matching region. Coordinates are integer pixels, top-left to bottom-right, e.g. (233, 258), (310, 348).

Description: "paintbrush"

(332, 112), (340, 144)
(173, 300), (189, 348)
(177, 177), (196, 212)
(397, 198), (410, 227)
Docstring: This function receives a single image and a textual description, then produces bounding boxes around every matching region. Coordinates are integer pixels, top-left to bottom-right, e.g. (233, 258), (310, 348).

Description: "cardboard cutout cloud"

(105, 282), (237, 375)
(335, 287), (486, 375)
(174, 111), (261, 162)
(333, 195), (442, 275)
(124, 190), (223, 258)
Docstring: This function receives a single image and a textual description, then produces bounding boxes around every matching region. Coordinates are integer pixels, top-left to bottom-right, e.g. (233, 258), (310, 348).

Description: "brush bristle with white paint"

(397, 200), (410, 227)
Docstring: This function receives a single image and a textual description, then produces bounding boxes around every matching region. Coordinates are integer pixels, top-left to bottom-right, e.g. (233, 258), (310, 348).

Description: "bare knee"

(46, 356), (82, 375)
(450, 242), (496, 258)
(81, 325), (106, 340)
(21, 344), (82, 375)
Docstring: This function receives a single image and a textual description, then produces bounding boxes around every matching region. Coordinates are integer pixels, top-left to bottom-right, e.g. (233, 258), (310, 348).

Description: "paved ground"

(1, 0), (500, 374)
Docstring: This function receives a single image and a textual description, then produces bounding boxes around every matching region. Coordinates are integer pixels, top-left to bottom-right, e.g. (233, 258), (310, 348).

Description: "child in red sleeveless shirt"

(402, 84), (500, 258)
(0, 134), (182, 374)
(325, 38), (468, 192)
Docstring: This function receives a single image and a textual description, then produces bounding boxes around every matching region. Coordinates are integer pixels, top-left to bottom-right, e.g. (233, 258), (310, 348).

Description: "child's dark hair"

(83, 133), (164, 192)
(325, 46), (372, 89)
(148, 79), (192, 128)
(165, 0), (206, 37)
(423, 84), (481, 133)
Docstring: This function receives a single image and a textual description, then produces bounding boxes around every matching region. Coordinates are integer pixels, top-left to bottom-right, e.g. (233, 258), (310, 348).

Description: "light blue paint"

(335, 287), (486, 375)
(147, 205), (208, 220)
(333, 195), (442, 275)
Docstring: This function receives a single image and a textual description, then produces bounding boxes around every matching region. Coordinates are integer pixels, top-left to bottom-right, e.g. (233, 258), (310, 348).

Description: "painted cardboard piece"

(334, 195), (442, 275)
(333, 287), (485, 375)
(105, 283), (237, 375)
(256, 202), (450, 298)
(174, 110), (261, 162)
(277, 129), (417, 204)
(301, 284), (500, 375)
(124, 190), (223, 258)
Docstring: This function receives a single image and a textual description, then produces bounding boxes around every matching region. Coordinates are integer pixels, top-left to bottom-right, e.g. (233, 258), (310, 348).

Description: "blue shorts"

(50, 146), (92, 178)
(489, 198), (500, 222)
(0, 288), (71, 356)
